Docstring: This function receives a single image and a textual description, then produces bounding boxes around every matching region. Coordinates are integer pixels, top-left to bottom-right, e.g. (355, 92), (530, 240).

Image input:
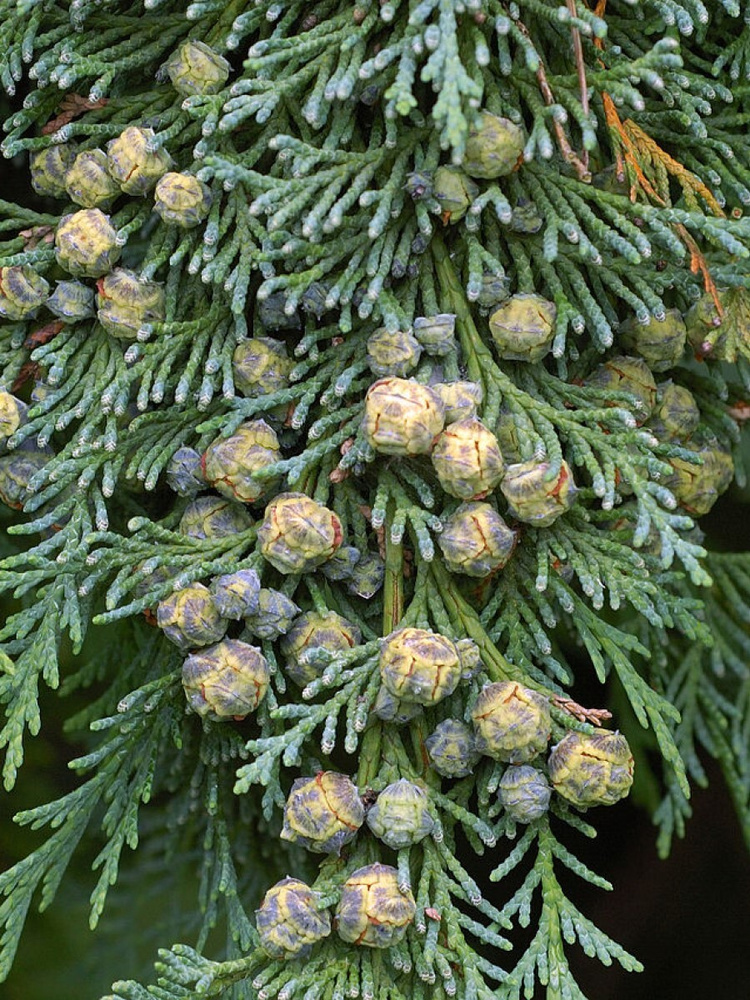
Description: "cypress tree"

(0, 2), (749, 997)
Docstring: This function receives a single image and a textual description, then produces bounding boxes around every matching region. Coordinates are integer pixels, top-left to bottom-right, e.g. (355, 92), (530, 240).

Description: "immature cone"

(477, 273), (510, 313)
(366, 779), (435, 850)
(55, 209), (120, 278)
(647, 382), (700, 442)
(500, 459), (577, 527)
(259, 293), (301, 331)
(372, 686), (423, 725)
(684, 289), (733, 360)
(413, 314), (457, 356)
(510, 198), (544, 234)
(131, 563), (173, 603)
(243, 588), (301, 640)
(362, 377), (445, 456)
(107, 127), (173, 195)
(256, 878), (331, 959)
(425, 719), (481, 778)
(438, 502), (516, 577)
(0, 451), (48, 508)
(0, 265), (50, 320)
(233, 337), (293, 397)
(405, 170), (433, 200)
(156, 582), (228, 651)
(489, 293), (556, 363)
(182, 638), (270, 720)
(432, 166), (478, 222)
(432, 381), (483, 423)
(165, 446), (205, 496)
(30, 381), (53, 406)
(202, 420), (280, 503)
(281, 772), (365, 854)
(0, 393), (25, 446)
(432, 418), (505, 500)
(457, 638), (483, 679)
(281, 610), (361, 687)
(346, 552), (385, 599)
(154, 172), (212, 228)
(65, 149), (121, 209)
(259, 493), (343, 574)
(96, 269), (165, 339)
(209, 568), (262, 620)
(585, 355), (657, 422)
(166, 39), (231, 96)
(46, 280), (95, 323)
(665, 439), (734, 516)
(463, 111), (524, 179)
(548, 730), (634, 808)
(301, 282), (328, 319)
(336, 863), (416, 947)
(320, 545), (361, 582)
(620, 309), (687, 371)
(178, 496), (253, 540)
(29, 143), (77, 198)
(498, 765), (552, 823)
(366, 327), (422, 378)
(471, 681), (551, 762)
(379, 627), (462, 706)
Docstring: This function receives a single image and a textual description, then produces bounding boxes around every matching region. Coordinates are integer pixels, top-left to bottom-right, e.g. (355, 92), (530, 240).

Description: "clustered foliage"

(1, 1), (750, 999)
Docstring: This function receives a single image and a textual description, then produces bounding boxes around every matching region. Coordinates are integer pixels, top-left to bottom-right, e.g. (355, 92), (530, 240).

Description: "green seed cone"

(471, 681), (551, 763)
(182, 638), (270, 720)
(548, 730), (634, 808)
(336, 863), (416, 947)
(280, 772), (365, 854)
(379, 627), (462, 706)
(256, 878), (331, 959)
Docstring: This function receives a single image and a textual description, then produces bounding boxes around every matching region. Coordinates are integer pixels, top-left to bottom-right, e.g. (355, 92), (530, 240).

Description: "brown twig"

(601, 90), (724, 309)
(552, 695), (612, 726)
(566, 0), (590, 171)
(11, 361), (39, 394)
(329, 437), (354, 483)
(19, 225), (55, 249)
(674, 224), (723, 316)
(516, 18), (591, 182)
(24, 320), (64, 350)
(41, 93), (108, 135)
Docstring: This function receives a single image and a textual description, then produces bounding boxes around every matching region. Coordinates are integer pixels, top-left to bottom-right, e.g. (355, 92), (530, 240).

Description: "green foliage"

(1, 1), (750, 999)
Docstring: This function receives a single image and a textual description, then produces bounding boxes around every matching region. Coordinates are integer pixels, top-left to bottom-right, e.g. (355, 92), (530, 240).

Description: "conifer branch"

(0, 2), (749, 998)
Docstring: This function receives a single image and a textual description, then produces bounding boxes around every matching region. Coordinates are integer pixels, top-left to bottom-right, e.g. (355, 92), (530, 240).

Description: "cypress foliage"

(0, 2), (749, 998)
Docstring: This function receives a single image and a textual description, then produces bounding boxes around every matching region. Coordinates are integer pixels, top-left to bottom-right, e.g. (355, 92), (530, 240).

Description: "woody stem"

(357, 500), (403, 787)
